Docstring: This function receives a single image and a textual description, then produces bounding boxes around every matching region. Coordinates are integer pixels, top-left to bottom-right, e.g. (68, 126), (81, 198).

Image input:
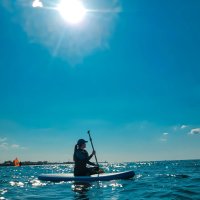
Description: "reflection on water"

(72, 182), (91, 200)
(72, 179), (128, 200)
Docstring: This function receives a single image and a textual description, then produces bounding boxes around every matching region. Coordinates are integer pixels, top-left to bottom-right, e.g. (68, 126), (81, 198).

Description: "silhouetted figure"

(73, 139), (99, 176)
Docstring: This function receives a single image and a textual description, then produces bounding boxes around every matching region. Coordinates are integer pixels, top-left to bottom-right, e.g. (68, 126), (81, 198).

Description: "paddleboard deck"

(38, 170), (135, 182)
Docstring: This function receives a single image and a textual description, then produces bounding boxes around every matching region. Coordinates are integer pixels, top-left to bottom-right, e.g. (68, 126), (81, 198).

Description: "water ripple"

(0, 160), (199, 199)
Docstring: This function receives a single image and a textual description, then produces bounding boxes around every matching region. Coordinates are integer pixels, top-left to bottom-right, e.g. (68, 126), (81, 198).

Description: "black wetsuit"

(74, 149), (98, 176)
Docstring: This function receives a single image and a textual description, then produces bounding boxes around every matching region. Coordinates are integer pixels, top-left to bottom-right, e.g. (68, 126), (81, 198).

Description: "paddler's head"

(77, 139), (88, 149)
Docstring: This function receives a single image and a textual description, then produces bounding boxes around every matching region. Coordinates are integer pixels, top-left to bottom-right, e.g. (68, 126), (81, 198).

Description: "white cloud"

(189, 128), (200, 135)
(173, 124), (189, 131)
(0, 142), (8, 149)
(181, 125), (188, 129)
(32, 0), (43, 8)
(163, 132), (169, 135)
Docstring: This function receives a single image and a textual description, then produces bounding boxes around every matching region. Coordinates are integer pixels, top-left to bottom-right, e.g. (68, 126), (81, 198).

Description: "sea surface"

(0, 160), (199, 200)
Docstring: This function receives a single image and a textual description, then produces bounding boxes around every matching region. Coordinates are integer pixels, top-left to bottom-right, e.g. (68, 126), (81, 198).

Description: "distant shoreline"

(0, 159), (199, 167)
(0, 161), (74, 167)
(0, 161), (109, 167)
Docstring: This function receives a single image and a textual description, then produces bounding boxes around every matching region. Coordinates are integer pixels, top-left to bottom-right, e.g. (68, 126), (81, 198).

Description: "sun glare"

(57, 0), (86, 24)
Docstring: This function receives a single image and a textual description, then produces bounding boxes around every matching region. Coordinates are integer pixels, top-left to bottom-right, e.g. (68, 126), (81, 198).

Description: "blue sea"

(0, 160), (199, 199)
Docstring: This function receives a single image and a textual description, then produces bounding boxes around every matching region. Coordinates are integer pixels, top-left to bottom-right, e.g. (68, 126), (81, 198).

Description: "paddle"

(87, 131), (105, 176)
(87, 130), (99, 166)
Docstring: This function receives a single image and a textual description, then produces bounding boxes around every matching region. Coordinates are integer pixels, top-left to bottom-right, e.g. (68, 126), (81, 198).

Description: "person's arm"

(86, 160), (96, 166)
(86, 150), (97, 166)
(88, 150), (95, 160)
(75, 150), (97, 166)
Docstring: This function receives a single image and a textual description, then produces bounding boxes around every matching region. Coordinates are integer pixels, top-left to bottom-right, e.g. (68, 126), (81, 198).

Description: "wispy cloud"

(11, 144), (20, 148)
(0, 137), (7, 142)
(189, 128), (200, 135)
(160, 132), (169, 142)
(11, 144), (27, 150)
(0, 137), (26, 150)
(181, 125), (189, 129)
(173, 124), (189, 131)
(0, 136), (8, 149)
(163, 132), (169, 136)
(0, 142), (8, 149)
(160, 138), (167, 142)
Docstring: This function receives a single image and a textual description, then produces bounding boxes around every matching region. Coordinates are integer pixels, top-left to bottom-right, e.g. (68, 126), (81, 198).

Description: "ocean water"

(0, 160), (199, 200)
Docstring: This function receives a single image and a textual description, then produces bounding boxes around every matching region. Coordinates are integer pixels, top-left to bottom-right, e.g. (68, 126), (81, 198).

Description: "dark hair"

(73, 144), (78, 161)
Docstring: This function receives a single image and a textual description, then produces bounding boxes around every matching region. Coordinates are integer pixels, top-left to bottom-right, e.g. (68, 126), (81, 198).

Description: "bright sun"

(57, 0), (86, 24)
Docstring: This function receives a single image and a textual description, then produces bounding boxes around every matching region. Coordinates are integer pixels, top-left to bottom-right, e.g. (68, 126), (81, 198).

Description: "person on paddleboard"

(73, 139), (99, 176)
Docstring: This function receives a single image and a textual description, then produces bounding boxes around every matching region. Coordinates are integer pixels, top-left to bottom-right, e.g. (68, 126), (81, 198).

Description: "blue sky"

(0, 0), (199, 162)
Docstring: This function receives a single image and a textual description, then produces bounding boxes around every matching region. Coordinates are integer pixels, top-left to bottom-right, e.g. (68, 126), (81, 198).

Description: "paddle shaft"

(87, 130), (99, 166)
